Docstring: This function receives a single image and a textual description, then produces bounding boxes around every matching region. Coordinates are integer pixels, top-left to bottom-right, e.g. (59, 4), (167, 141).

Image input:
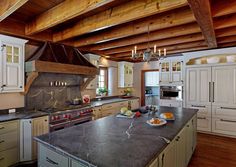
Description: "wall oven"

(160, 86), (183, 100)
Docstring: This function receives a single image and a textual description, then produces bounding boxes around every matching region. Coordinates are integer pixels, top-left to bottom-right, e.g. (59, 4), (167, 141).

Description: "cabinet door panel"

(159, 141), (176, 167)
(233, 67), (236, 105)
(198, 68), (211, 104)
(212, 66), (232, 105)
(186, 68), (198, 103)
(176, 128), (186, 167)
(0, 147), (18, 167)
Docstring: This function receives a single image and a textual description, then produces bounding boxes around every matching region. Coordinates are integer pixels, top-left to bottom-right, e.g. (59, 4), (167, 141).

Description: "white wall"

(183, 47), (236, 61)
(133, 61), (160, 98)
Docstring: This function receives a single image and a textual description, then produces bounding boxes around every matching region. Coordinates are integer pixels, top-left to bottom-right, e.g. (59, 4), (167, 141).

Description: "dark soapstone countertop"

(35, 106), (198, 167)
(0, 110), (48, 122)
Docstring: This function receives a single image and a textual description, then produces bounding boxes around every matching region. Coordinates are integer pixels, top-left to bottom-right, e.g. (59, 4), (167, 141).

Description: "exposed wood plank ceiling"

(0, 0), (236, 62)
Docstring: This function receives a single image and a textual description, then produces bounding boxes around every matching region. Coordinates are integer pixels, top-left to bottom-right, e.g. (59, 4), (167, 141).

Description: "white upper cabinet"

(160, 60), (183, 85)
(118, 61), (133, 88)
(0, 35), (27, 93)
(145, 71), (159, 86)
(84, 54), (100, 89)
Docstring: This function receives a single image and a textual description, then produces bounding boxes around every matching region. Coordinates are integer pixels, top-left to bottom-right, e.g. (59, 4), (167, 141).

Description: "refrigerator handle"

(209, 82), (211, 102)
(212, 82), (215, 102)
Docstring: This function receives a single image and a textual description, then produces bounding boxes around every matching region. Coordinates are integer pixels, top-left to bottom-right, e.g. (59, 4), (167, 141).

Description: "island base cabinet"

(0, 147), (18, 167)
(157, 115), (197, 167)
(71, 159), (89, 167)
(38, 144), (69, 167)
(159, 140), (176, 167)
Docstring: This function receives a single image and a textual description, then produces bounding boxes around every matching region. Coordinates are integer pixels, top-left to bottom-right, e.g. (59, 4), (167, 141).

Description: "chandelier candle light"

(131, 24), (167, 62)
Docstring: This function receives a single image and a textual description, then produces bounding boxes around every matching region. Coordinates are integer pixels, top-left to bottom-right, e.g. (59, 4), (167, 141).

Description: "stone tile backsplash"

(26, 73), (82, 110)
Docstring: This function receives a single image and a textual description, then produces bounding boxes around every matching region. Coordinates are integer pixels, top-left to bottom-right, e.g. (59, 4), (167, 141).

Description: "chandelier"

(131, 24), (167, 62)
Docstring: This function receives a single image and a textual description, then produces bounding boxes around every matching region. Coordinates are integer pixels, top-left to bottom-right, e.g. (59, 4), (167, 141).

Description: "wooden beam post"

(0, 0), (28, 22)
(187, 0), (217, 48)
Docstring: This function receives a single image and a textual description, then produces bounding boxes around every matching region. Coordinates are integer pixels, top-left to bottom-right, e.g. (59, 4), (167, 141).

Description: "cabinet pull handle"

(220, 119), (236, 123)
(46, 157), (59, 165)
(209, 82), (211, 102)
(191, 105), (206, 108)
(220, 107), (236, 110)
(0, 127), (4, 130)
(0, 140), (4, 143)
(161, 153), (165, 167)
(197, 117), (206, 120)
(212, 82), (215, 102)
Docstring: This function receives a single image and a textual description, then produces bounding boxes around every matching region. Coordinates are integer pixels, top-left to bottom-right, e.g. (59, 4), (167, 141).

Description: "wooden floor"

(188, 133), (236, 167)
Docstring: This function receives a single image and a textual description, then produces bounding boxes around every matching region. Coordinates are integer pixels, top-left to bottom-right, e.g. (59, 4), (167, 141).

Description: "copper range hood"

(24, 42), (99, 94)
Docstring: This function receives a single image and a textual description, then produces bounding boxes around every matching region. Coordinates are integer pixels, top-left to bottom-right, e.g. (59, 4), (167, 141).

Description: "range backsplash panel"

(26, 73), (82, 110)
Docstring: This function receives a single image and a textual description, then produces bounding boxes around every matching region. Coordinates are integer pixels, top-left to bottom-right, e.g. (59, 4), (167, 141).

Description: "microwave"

(160, 86), (182, 100)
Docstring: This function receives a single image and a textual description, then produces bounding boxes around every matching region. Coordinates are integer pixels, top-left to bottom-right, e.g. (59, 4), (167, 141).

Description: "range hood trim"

(25, 60), (99, 75)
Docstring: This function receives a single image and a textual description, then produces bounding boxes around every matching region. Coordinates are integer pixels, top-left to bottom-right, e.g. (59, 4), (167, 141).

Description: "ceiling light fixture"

(131, 23), (166, 62)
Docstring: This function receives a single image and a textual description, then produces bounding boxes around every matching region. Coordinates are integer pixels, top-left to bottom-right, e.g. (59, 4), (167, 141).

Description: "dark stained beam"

(187, 0), (217, 48)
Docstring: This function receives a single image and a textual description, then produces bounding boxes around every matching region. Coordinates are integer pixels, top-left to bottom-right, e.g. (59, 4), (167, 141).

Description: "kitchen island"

(35, 106), (198, 167)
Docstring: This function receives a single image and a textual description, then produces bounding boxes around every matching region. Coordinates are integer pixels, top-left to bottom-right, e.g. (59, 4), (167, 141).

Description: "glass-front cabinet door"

(160, 61), (171, 83)
(1, 43), (23, 92)
(171, 61), (183, 83)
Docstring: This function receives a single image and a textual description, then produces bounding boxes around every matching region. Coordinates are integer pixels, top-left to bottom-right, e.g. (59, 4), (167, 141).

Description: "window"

(97, 67), (108, 94)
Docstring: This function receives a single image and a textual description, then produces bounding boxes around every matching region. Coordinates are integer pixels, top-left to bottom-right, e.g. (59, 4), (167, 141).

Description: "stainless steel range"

(40, 104), (93, 132)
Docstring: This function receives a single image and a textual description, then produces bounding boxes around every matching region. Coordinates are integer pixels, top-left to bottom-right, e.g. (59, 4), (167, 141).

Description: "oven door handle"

(50, 121), (69, 128)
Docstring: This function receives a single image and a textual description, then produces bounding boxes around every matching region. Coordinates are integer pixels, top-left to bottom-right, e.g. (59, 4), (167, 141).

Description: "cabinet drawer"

(187, 105), (210, 116)
(213, 106), (236, 118)
(117, 101), (128, 108)
(71, 159), (88, 167)
(38, 144), (69, 167)
(212, 118), (236, 136)
(0, 120), (18, 135)
(102, 104), (114, 110)
(102, 109), (114, 117)
(0, 131), (18, 152)
(197, 116), (211, 132)
(0, 147), (18, 167)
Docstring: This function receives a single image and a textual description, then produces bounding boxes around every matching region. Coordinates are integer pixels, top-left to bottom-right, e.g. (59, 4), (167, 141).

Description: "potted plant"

(124, 88), (132, 96)
(98, 87), (108, 96)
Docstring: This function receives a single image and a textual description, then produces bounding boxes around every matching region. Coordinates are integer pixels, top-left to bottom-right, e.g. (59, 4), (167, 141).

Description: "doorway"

(141, 69), (159, 106)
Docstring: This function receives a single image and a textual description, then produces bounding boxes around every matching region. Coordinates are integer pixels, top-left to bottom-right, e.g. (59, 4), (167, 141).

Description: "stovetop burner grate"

(39, 104), (91, 113)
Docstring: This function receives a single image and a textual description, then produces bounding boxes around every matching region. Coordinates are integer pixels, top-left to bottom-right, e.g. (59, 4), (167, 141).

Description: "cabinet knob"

(20, 86), (23, 88)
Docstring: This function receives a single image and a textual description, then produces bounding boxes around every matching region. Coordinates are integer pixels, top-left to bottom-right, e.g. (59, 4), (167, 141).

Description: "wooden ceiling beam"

(0, 18), (52, 42)
(25, 0), (124, 35)
(53, 0), (189, 42)
(107, 41), (207, 58)
(0, 0), (28, 22)
(72, 8), (196, 47)
(187, 0), (217, 48)
(101, 33), (204, 55)
(214, 14), (236, 30)
(217, 35), (236, 44)
(216, 26), (236, 38)
(88, 23), (201, 51)
(212, 0), (236, 18)
(218, 42), (236, 48)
